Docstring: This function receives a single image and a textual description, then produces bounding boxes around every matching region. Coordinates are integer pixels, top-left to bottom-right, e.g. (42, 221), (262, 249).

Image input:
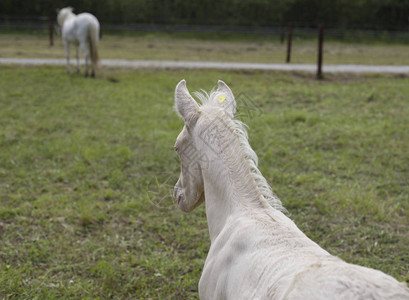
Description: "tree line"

(1, 0), (408, 30)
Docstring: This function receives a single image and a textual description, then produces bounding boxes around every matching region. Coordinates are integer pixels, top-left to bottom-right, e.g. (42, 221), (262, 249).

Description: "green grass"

(1, 31), (409, 65)
(0, 66), (408, 298)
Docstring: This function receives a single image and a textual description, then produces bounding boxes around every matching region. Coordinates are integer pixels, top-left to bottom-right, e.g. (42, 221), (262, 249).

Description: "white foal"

(57, 7), (100, 77)
(173, 79), (409, 300)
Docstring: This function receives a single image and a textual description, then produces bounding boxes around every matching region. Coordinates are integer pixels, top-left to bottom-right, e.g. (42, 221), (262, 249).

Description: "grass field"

(0, 66), (408, 298)
(1, 31), (409, 65)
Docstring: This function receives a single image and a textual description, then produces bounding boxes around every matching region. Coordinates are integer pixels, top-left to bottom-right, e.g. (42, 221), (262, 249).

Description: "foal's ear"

(216, 80), (236, 118)
(175, 80), (200, 125)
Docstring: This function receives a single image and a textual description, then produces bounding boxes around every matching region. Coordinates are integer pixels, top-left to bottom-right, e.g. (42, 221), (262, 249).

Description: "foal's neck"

(203, 168), (240, 242)
(203, 142), (266, 243)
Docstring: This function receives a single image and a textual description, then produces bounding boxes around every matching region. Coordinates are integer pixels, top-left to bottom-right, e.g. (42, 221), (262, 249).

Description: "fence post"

(317, 25), (324, 79)
(286, 24), (293, 63)
(49, 16), (54, 47)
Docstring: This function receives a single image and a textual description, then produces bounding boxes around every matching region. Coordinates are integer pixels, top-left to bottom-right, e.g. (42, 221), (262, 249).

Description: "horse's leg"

(80, 41), (89, 77)
(64, 41), (70, 73)
(90, 43), (95, 78)
(76, 46), (80, 73)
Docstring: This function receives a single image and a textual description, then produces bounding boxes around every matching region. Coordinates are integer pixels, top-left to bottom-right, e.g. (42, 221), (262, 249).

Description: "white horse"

(173, 80), (409, 300)
(57, 7), (100, 77)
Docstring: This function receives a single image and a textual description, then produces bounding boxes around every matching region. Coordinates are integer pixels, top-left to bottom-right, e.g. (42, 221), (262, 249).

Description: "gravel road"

(1, 58), (409, 74)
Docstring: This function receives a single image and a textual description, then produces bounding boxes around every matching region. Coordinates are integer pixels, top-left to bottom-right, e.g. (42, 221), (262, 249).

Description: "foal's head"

(173, 80), (236, 212)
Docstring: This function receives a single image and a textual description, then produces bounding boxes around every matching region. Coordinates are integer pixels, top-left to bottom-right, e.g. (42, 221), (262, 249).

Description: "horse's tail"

(88, 21), (99, 68)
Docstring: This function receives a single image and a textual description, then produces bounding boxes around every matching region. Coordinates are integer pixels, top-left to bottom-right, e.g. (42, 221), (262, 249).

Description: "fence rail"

(1, 15), (408, 42)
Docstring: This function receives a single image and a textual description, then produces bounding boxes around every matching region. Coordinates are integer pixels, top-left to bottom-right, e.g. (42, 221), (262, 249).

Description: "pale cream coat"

(173, 80), (409, 300)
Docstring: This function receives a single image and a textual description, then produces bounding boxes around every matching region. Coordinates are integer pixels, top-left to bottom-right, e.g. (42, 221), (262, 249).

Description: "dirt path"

(1, 58), (409, 74)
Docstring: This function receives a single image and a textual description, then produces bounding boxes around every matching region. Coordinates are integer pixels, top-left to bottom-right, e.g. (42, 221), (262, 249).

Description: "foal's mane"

(193, 89), (284, 212)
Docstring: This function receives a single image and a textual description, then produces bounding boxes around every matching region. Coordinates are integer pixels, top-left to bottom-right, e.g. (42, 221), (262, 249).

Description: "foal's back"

(200, 209), (409, 300)
(285, 259), (409, 299)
